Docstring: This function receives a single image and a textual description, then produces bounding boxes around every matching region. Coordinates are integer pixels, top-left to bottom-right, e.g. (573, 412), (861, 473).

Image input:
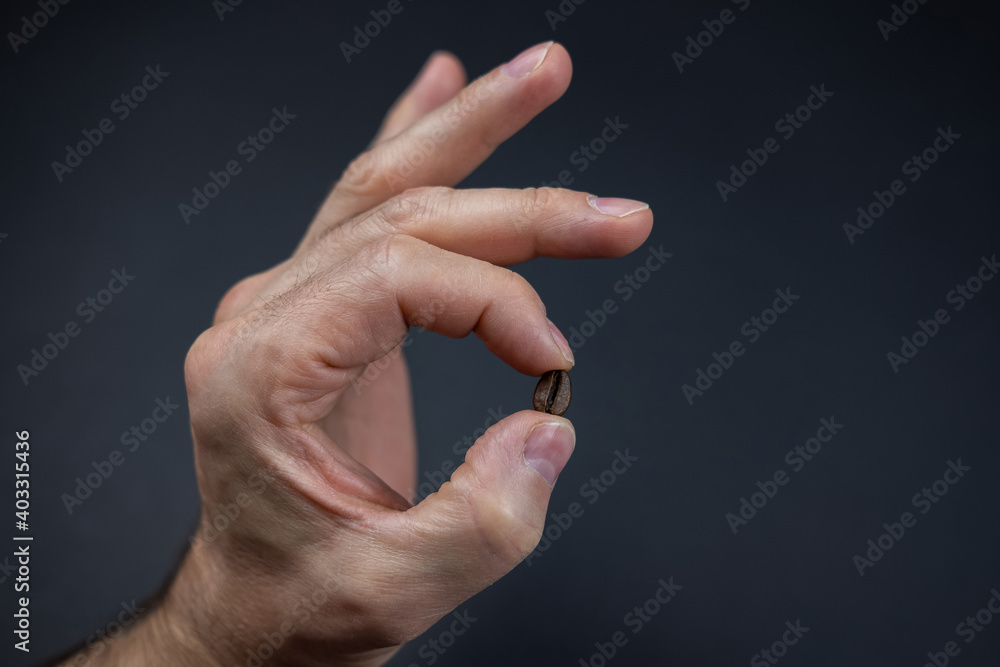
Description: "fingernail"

(547, 318), (575, 365)
(588, 196), (649, 217)
(523, 423), (575, 487)
(501, 42), (554, 78)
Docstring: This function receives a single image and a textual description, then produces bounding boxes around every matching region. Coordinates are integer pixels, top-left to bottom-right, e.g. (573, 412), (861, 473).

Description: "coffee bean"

(533, 370), (571, 416)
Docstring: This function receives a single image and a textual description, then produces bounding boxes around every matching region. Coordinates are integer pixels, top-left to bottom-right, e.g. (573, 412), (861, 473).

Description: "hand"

(70, 42), (653, 666)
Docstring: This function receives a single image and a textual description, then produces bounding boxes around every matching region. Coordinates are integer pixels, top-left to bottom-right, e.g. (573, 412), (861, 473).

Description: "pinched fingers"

(226, 235), (575, 425)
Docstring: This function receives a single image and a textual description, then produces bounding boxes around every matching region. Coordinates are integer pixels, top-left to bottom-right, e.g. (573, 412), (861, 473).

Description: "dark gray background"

(2, 0), (999, 665)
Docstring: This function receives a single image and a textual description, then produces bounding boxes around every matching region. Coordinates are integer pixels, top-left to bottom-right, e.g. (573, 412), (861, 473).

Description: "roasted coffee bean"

(533, 370), (571, 416)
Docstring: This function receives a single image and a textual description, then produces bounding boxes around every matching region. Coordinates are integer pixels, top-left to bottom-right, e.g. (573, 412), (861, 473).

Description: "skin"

(60, 42), (653, 666)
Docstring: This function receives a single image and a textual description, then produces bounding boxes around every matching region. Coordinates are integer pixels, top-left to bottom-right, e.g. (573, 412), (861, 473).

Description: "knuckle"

(183, 324), (235, 405)
(370, 231), (422, 267)
(377, 186), (445, 229)
(467, 491), (544, 565)
(502, 267), (542, 308)
(519, 187), (558, 219)
(213, 272), (269, 325)
(350, 233), (424, 291)
(213, 260), (293, 326)
(453, 445), (544, 566)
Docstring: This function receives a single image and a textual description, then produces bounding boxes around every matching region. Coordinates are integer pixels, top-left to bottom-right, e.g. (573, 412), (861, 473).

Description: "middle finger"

(341, 186), (653, 266)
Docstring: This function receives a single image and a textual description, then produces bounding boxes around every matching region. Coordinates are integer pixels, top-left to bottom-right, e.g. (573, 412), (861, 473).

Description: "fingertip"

(480, 313), (577, 377)
(526, 41), (573, 103)
(581, 193), (655, 258)
(413, 51), (468, 109)
(428, 50), (467, 83)
(611, 207), (656, 257)
(547, 318), (576, 367)
(546, 42), (573, 85)
(494, 42), (572, 109)
(475, 409), (575, 481)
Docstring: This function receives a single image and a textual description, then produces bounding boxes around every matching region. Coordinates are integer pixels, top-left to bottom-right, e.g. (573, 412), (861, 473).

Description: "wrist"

(56, 543), (229, 667)
(166, 529), (398, 667)
(151, 542), (232, 666)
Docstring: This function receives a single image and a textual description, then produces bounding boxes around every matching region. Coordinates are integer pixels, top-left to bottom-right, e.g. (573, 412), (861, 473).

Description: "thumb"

(396, 411), (575, 607)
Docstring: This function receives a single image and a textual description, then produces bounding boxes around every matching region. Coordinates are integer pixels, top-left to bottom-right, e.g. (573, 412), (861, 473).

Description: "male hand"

(68, 42), (653, 667)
